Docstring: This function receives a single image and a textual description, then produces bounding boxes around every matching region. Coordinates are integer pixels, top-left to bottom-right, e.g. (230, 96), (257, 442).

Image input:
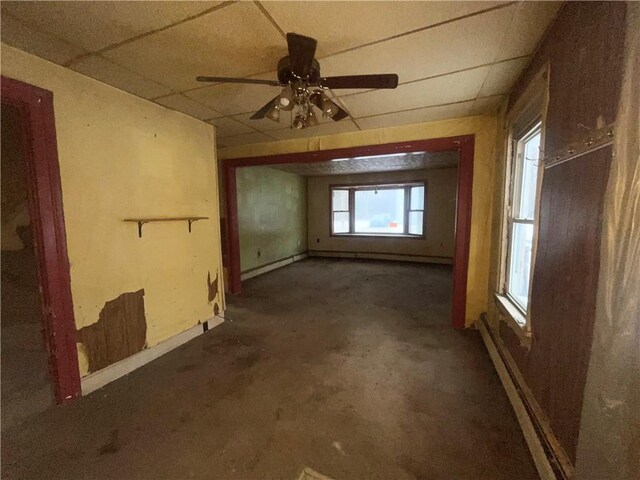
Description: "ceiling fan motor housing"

(277, 56), (321, 85)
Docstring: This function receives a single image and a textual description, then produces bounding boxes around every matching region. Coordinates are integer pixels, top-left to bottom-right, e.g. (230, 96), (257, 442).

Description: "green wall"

(237, 166), (307, 272)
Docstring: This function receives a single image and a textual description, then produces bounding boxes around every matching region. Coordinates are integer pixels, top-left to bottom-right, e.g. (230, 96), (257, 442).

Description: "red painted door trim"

(222, 135), (474, 329)
(2, 76), (81, 402)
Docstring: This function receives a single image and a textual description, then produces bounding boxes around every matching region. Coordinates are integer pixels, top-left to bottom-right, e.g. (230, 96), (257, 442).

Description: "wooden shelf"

(124, 217), (209, 238)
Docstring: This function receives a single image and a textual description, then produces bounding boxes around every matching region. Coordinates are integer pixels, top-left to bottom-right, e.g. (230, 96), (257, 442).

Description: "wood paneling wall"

(500, 1), (626, 463)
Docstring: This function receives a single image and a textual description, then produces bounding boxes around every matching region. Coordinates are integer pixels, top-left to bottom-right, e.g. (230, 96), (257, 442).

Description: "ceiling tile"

(218, 132), (275, 148)
(478, 57), (530, 98)
(356, 101), (475, 131)
(472, 95), (505, 115)
(103, 2), (285, 92)
(496, 1), (562, 62)
(269, 120), (358, 141)
(154, 94), (221, 120)
(1, 12), (87, 64)
(1, 1), (223, 52)
(207, 117), (256, 138)
(70, 55), (174, 99)
(318, 5), (514, 86)
(262, 1), (501, 57)
(341, 66), (490, 118)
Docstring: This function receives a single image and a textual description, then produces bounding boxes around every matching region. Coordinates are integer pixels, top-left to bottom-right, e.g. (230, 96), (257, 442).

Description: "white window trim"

(330, 182), (426, 238)
(497, 65), (549, 335)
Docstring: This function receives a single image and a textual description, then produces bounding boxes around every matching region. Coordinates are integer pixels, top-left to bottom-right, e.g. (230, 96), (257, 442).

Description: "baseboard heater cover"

(307, 250), (453, 265)
(478, 318), (558, 480)
(81, 314), (225, 396)
(241, 253), (307, 281)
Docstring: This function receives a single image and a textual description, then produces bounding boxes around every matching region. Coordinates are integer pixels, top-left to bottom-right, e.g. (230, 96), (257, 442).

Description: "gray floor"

(1, 259), (537, 479)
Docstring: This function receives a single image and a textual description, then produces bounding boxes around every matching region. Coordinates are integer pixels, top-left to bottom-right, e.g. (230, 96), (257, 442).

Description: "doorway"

(221, 136), (474, 329)
(1, 76), (80, 408)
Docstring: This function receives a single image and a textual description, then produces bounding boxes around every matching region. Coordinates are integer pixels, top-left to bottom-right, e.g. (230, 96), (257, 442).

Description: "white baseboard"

(241, 253), (307, 281)
(308, 250), (453, 265)
(477, 319), (557, 480)
(81, 314), (225, 396)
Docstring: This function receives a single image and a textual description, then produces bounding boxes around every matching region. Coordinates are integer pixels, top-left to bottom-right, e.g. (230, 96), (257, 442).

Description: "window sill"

(494, 293), (532, 349)
(331, 233), (424, 240)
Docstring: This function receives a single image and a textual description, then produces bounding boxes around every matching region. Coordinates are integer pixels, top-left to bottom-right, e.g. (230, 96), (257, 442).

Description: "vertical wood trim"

(1, 75), (81, 402)
(451, 138), (474, 329)
(224, 164), (241, 294)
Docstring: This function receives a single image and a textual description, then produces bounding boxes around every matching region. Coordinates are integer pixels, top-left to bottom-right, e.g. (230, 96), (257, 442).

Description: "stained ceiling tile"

(207, 117), (256, 138)
(154, 94), (221, 120)
(472, 95), (505, 115)
(218, 131), (275, 148)
(269, 120), (358, 141)
(496, 1), (562, 62)
(318, 5), (515, 86)
(1, 12), (87, 64)
(103, 2), (285, 92)
(479, 57), (530, 98)
(70, 55), (174, 99)
(262, 1), (501, 57)
(341, 66), (490, 118)
(1, 1), (223, 52)
(356, 101), (476, 131)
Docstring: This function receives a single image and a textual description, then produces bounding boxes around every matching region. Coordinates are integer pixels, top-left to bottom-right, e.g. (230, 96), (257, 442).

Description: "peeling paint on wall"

(207, 271), (219, 303)
(77, 289), (147, 373)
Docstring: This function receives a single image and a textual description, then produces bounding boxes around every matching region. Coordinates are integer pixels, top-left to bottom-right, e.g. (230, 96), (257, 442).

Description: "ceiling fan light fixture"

(266, 104), (281, 123)
(277, 86), (294, 111)
(306, 109), (319, 127)
(293, 114), (305, 130)
(321, 95), (340, 118)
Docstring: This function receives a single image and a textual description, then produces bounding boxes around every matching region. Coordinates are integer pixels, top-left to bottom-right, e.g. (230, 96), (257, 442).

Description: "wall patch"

(77, 289), (147, 373)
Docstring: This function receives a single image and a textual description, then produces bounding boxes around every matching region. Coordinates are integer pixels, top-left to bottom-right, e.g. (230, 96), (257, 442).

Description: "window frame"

(330, 181), (427, 238)
(496, 66), (548, 336)
(504, 120), (542, 315)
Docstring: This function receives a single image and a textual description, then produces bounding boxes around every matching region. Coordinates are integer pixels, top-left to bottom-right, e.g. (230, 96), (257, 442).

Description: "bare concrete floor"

(1, 259), (537, 479)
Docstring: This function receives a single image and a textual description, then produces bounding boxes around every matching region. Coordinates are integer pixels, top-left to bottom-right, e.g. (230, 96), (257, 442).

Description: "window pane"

(517, 131), (540, 219)
(410, 186), (424, 210)
(408, 211), (423, 235)
(354, 188), (405, 234)
(332, 189), (349, 211)
(507, 222), (534, 310)
(333, 212), (349, 233)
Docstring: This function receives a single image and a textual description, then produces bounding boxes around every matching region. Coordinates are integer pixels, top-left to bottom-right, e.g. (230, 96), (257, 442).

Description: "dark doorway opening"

(1, 76), (81, 407)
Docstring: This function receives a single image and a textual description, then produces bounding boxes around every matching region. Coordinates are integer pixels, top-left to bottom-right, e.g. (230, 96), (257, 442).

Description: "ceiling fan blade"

(331, 107), (350, 122)
(287, 32), (317, 78)
(319, 74), (399, 90)
(196, 76), (282, 86)
(250, 96), (280, 120)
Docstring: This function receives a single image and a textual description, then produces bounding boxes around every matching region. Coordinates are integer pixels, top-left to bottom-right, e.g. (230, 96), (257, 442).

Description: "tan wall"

(307, 168), (457, 260)
(1, 45), (224, 377)
(219, 115), (497, 326)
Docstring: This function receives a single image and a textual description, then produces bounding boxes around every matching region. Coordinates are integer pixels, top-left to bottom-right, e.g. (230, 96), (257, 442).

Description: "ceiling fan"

(196, 33), (399, 130)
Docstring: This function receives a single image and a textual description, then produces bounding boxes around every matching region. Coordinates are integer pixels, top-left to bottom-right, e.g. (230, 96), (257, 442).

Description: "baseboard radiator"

(478, 316), (574, 480)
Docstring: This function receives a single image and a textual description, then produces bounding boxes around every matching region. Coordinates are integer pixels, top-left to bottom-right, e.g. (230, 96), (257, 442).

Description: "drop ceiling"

(0, 1), (560, 149)
(269, 151), (459, 177)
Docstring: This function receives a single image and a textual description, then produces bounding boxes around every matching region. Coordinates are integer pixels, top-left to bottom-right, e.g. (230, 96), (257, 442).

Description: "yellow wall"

(307, 168), (458, 260)
(219, 115), (498, 326)
(1, 45), (224, 376)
